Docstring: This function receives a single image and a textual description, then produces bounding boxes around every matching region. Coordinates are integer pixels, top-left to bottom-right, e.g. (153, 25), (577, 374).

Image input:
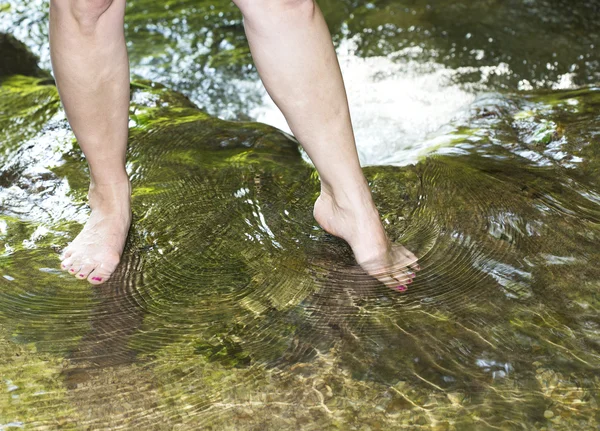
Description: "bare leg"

(50, 0), (131, 285)
(233, 0), (419, 289)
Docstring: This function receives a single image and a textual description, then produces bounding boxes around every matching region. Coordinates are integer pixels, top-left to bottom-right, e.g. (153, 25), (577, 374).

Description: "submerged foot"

(60, 180), (132, 285)
(313, 188), (419, 291)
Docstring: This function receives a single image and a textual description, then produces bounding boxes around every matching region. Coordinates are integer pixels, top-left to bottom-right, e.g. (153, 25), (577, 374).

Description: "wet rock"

(1, 40), (600, 431)
(446, 392), (464, 405)
(0, 33), (50, 80)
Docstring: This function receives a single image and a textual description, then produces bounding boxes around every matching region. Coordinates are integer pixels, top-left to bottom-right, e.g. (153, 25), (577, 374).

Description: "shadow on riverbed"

(1, 26), (600, 430)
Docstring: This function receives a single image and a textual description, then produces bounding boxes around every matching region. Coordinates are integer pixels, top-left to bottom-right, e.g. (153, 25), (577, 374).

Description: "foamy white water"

(251, 38), (478, 167)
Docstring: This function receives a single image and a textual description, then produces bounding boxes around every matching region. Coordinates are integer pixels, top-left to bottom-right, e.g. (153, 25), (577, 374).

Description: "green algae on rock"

(1, 33), (600, 431)
(3, 0), (599, 120)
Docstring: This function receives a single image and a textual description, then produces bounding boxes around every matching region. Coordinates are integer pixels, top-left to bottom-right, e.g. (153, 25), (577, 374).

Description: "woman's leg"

(233, 0), (419, 288)
(50, 0), (131, 285)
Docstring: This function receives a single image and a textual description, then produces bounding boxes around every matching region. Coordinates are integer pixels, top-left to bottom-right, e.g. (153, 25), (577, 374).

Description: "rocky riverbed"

(1, 0), (600, 428)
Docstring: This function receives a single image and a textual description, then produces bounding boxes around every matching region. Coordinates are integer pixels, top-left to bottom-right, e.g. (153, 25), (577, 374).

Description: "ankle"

(89, 170), (130, 188)
(315, 181), (391, 255)
(320, 178), (375, 212)
(87, 179), (131, 212)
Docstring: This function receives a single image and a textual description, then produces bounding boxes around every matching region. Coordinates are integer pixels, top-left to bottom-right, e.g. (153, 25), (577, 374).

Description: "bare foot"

(313, 188), (419, 291)
(60, 180), (132, 285)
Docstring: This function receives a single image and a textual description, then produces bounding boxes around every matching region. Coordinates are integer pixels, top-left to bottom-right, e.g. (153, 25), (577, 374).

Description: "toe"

(402, 250), (420, 270)
(76, 263), (96, 280)
(68, 262), (82, 276)
(86, 261), (118, 286)
(63, 254), (84, 276)
(61, 256), (75, 271)
(408, 261), (420, 271)
(394, 246), (419, 271)
(391, 270), (412, 285)
(378, 274), (397, 288)
(376, 273), (408, 291)
(60, 247), (74, 261)
(87, 269), (109, 285)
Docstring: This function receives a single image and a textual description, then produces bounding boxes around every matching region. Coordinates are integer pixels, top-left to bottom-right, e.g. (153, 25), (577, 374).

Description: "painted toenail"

(79, 274), (84, 277)
(69, 269), (75, 273)
(407, 279), (412, 284)
(92, 277), (102, 281)
(396, 285), (407, 291)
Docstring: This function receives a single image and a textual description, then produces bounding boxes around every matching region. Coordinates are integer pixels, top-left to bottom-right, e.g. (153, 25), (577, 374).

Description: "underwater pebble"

(447, 392), (464, 405)
(38, 267), (62, 274)
(544, 410), (554, 419)
(239, 408), (253, 418)
(0, 422), (24, 429)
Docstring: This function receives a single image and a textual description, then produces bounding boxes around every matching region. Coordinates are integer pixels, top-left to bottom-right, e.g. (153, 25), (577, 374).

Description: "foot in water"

(60, 180), (132, 285)
(313, 188), (419, 290)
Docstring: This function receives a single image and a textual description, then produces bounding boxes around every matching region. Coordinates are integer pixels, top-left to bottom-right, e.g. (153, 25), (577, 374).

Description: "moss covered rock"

(1, 35), (600, 431)
(0, 33), (49, 80)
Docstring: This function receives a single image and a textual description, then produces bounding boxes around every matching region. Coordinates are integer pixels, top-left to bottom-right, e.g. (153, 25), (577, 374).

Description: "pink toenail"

(396, 285), (407, 291)
(407, 279), (412, 284)
(92, 277), (102, 281)
(69, 269), (75, 273)
(79, 274), (84, 277)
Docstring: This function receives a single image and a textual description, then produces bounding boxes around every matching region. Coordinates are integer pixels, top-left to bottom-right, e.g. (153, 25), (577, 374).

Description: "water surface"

(1, 0), (600, 429)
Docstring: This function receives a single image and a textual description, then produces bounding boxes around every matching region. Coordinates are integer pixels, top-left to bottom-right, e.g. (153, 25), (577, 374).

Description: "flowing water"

(1, 0), (600, 429)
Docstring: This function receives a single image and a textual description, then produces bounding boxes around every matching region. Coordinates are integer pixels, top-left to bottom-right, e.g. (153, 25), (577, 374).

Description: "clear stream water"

(1, 0), (600, 429)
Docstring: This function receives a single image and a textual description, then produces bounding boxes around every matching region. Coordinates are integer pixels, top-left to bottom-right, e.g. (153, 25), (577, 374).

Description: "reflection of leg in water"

(232, 0), (420, 289)
(50, 0), (132, 285)
(60, 254), (163, 426)
(62, 253), (144, 386)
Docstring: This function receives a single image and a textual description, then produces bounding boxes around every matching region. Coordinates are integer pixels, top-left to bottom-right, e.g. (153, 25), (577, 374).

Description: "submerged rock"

(1, 37), (600, 430)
